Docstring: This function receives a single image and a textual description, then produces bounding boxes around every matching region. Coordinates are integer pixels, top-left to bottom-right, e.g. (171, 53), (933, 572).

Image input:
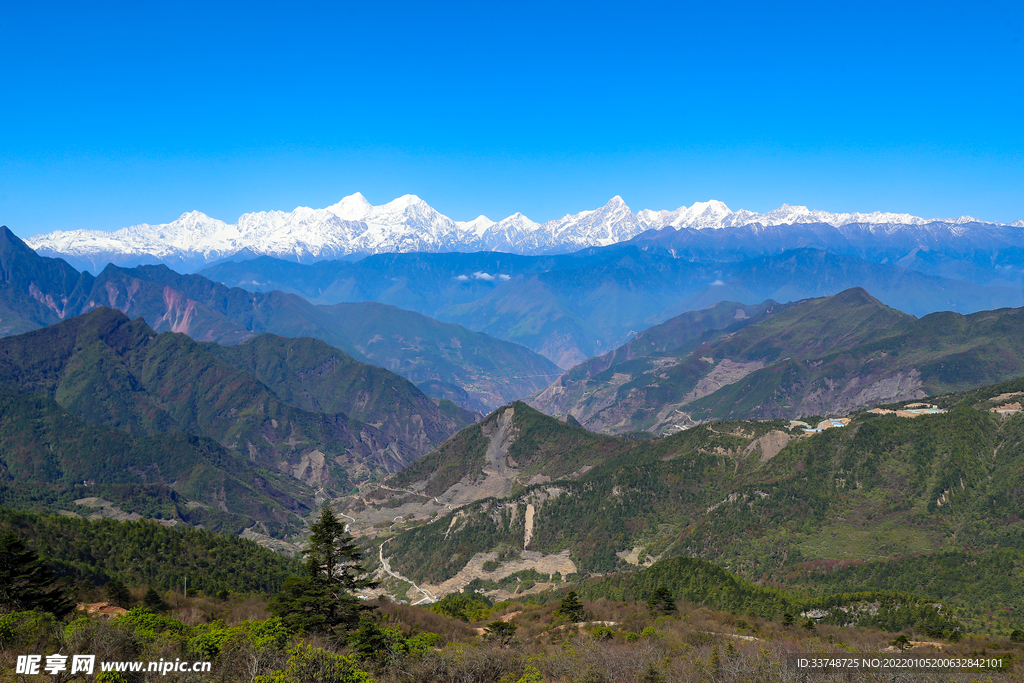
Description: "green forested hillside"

(532, 287), (1024, 434)
(578, 556), (799, 618)
(575, 555), (963, 635)
(383, 378), (1024, 620)
(209, 333), (477, 451)
(0, 308), (484, 537)
(0, 390), (310, 535)
(0, 508), (302, 594)
(787, 549), (1024, 630)
(0, 228), (561, 412)
(0, 307), (424, 477)
(688, 300), (1024, 422)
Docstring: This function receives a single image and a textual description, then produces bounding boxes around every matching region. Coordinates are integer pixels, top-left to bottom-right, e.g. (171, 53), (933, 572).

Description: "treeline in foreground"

(0, 508), (303, 595)
(1, 506), (1023, 682)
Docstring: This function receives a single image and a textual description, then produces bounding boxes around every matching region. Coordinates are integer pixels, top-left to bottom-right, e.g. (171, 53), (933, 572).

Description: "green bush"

(430, 591), (491, 622)
(255, 642), (373, 683)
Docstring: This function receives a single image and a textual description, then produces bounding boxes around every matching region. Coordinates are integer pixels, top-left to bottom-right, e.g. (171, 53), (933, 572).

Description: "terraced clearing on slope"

(419, 549), (577, 598)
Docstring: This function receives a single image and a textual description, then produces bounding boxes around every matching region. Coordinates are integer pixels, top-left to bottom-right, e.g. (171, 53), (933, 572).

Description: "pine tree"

(647, 586), (677, 615)
(640, 663), (666, 683)
(483, 620), (517, 646)
(555, 590), (587, 622)
(0, 532), (73, 617)
(105, 580), (131, 608)
(269, 506), (377, 637)
(142, 587), (168, 612)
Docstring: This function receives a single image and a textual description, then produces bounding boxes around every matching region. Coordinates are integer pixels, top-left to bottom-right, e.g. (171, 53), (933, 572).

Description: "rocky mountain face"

(530, 288), (1024, 434)
(0, 226), (91, 336)
(23, 193), (1023, 273)
(338, 402), (634, 597)
(0, 227), (560, 411)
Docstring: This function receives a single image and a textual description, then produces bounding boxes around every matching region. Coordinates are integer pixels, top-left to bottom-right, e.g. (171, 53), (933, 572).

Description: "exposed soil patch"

(420, 549), (576, 598)
(746, 430), (792, 462)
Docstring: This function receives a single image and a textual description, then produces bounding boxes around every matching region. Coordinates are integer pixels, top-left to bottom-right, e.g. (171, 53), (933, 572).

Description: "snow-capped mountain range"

(23, 194), (1024, 273)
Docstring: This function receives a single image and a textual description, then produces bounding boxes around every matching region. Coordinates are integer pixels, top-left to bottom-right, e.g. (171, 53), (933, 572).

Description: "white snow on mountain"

(456, 215), (497, 237)
(477, 213), (543, 252)
(24, 193), (1023, 272)
(638, 200), (738, 229)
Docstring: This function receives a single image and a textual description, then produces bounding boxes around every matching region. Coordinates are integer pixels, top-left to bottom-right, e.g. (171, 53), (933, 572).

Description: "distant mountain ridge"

(23, 193), (1024, 273)
(201, 246), (1024, 368)
(531, 288), (1024, 434)
(0, 227), (561, 410)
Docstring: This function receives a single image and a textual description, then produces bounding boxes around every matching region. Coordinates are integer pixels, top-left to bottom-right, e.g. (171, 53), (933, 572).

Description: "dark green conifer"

(269, 506), (377, 637)
(0, 532), (73, 617)
(647, 586), (677, 615)
(483, 620), (517, 646)
(640, 662), (666, 683)
(105, 579), (131, 608)
(555, 590), (587, 622)
(142, 587), (168, 612)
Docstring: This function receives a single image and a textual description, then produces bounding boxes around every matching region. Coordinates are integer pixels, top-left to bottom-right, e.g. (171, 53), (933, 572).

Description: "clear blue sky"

(2, 0), (1022, 237)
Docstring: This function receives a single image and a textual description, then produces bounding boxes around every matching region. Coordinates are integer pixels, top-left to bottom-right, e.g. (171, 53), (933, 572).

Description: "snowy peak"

(23, 193), (1024, 272)
(456, 215), (496, 237)
(636, 201), (1010, 231)
(605, 195), (627, 208)
(540, 196), (644, 247)
(327, 192), (373, 219)
(365, 194), (456, 234)
(639, 199), (735, 229)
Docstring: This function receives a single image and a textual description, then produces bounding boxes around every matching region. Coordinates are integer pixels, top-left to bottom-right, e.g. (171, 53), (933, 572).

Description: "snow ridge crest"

(25, 194), (1022, 271)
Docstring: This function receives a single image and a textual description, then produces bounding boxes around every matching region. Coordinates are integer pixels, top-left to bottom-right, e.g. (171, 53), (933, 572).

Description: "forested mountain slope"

(0, 308), (416, 472)
(0, 508), (302, 594)
(0, 227), (560, 411)
(532, 288), (1024, 433)
(0, 309), (475, 537)
(355, 377), (1024, 616)
(208, 333), (475, 454)
(201, 244), (1024, 368)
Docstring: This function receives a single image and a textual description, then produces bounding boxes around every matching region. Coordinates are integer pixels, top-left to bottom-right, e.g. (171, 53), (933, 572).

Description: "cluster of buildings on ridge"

(789, 402), (947, 435)
(867, 402), (945, 418)
(787, 393), (1022, 437)
(788, 417), (852, 434)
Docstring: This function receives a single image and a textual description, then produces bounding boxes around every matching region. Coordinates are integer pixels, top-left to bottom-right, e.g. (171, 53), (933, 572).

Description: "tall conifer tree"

(269, 507), (377, 637)
(0, 532), (73, 617)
